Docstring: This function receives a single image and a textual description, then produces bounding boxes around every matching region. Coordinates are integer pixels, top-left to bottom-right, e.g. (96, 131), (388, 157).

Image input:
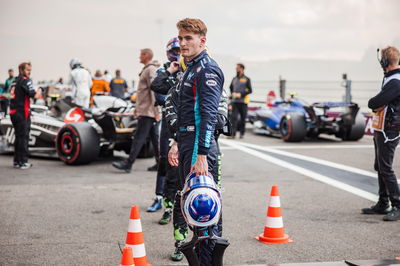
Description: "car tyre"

(341, 113), (366, 141)
(56, 122), (100, 164)
(280, 112), (307, 142)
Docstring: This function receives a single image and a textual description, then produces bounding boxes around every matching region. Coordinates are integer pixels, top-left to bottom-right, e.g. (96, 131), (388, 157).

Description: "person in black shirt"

(9, 62), (37, 169)
(362, 46), (400, 221)
(229, 63), (252, 138)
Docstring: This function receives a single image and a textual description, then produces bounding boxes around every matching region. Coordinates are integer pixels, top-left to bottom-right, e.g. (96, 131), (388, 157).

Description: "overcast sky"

(0, 0), (399, 82)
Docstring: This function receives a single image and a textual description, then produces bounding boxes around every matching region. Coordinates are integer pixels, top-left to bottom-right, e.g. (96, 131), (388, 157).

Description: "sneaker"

(159, 208), (172, 225)
(147, 197), (162, 212)
(13, 162), (21, 168)
(361, 202), (391, 214)
(240, 134), (244, 139)
(147, 163), (158, 172)
(112, 161), (132, 173)
(170, 241), (184, 261)
(383, 207), (400, 221)
(19, 162), (33, 170)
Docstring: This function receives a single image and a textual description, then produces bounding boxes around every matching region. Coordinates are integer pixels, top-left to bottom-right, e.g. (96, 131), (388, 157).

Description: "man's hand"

(168, 141), (179, 166)
(155, 112), (161, 122)
(190, 155), (208, 176)
(167, 61), (180, 74)
(34, 88), (42, 99)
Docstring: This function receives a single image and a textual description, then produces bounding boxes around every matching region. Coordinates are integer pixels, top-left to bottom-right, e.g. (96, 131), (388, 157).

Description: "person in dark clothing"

(164, 52), (229, 261)
(112, 49), (160, 173)
(229, 63), (252, 138)
(109, 69), (128, 99)
(168, 18), (224, 266)
(362, 46), (400, 221)
(0, 69), (14, 116)
(146, 37), (181, 213)
(9, 62), (37, 169)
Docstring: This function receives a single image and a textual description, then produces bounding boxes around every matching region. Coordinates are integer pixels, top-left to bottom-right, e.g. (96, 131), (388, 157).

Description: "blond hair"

(382, 46), (400, 66)
(177, 18), (207, 36)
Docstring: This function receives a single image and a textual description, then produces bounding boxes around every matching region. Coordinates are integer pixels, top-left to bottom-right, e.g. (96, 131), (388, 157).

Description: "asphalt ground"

(1, 130), (400, 265)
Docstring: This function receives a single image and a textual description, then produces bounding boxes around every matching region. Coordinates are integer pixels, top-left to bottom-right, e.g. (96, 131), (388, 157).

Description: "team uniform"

(110, 76), (128, 99)
(229, 74), (252, 137)
(151, 62), (182, 213)
(68, 67), (92, 108)
(175, 50), (224, 265)
(0, 76), (14, 115)
(9, 75), (36, 167)
(366, 68), (400, 219)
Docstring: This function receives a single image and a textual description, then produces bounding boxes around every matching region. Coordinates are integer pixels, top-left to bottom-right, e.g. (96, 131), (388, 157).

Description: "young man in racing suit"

(168, 18), (225, 265)
(9, 62), (37, 169)
(362, 46), (400, 221)
(148, 37), (182, 213)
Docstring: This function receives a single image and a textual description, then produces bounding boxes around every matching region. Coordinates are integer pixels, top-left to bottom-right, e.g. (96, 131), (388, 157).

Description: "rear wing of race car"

(304, 102), (360, 126)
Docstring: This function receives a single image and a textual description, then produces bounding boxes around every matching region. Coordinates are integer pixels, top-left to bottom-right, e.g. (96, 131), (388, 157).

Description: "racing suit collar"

(385, 68), (400, 78)
(185, 49), (207, 67)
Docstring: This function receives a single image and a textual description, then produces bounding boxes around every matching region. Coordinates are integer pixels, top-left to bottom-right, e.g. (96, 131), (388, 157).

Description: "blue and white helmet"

(166, 37), (180, 62)
(181, 173), (222, 228)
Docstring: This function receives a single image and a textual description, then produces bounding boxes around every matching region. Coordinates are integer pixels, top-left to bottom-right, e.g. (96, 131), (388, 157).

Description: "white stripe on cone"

(269, 196), (281, 207)
(265, 216), (284, 228)
(127, 219), (142, 233)
(125, 243), (146, 258)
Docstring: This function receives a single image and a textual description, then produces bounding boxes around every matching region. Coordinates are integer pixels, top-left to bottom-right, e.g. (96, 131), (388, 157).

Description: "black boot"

(361, 201), (391, 214)
(112, 161), (132, 173)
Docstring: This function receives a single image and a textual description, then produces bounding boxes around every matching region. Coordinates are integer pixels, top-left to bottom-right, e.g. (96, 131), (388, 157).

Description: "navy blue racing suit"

(176, 50), (224, 265)
(150, 62), (180, 199)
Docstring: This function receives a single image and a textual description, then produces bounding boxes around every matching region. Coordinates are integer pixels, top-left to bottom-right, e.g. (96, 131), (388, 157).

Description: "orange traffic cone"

(256, 185), (293, 244)
(119, 246), (135, 266)
(125, 206), (151, 266)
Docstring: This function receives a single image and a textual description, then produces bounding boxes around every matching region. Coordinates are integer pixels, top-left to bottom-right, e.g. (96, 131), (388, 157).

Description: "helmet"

(166, 37), (180, 62)
(69, 58), (81, 69)
(181, 173), (222, 228)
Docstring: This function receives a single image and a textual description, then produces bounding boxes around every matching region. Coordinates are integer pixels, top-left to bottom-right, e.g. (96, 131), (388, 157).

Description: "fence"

(249, 80), (381, 112)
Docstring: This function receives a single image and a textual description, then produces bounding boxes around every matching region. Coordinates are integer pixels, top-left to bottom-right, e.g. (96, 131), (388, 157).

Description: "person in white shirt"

(68, 58), (92, 108)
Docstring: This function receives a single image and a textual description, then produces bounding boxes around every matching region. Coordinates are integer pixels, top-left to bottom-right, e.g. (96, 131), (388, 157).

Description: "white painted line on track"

(220, 139), (378, 202)
(220, 146), (236, 150)
(259, 144), (374, 150)
(230, 141), (378, 179)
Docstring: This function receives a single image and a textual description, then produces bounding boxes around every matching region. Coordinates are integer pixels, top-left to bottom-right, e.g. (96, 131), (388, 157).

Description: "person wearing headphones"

(362, 46), (400, 221)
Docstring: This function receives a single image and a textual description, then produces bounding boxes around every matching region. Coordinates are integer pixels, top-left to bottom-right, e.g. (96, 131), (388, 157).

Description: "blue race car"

(251, 95), (366, 142)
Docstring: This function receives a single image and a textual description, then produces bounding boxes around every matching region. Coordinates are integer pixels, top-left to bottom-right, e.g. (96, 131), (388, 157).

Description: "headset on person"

(377, 48), (389, 71)
(377, 48), (400, 72)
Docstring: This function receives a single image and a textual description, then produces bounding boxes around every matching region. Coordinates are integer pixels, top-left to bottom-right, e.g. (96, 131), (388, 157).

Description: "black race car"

(0, 96), (153, 164)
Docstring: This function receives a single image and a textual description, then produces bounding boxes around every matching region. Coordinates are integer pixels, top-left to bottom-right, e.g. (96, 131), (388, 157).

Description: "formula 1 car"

(251, 96), (366, 142)
(0, 96), (153, 164)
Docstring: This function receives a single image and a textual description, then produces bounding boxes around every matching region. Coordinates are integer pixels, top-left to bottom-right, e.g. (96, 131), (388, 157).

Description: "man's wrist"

(197, 146), (209, 155)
